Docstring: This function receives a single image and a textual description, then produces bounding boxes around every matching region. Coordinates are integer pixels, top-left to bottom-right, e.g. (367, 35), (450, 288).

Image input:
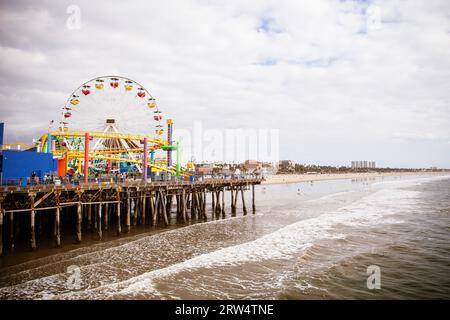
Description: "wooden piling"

(202, 190), (207, 218)
(76, 201), (82, 243)
(162, 191), (169, 226)
(181, 188), (187, 222)
(252, 184), (255, 213)
(231, 186), (235, 215)
(142, 191), (146, 225)
(0, 177), (262, 254)
(104, 202), (109, 231)
(97, 200), (102, 240)
(191, 191), (196, 220)
(211, 190), (215, 215)
(116, 188), (122, 236)
(55, 191), (61, 247)
(153, 191), (159, 226)
(87, 203), (92, 230)
(29, 193), (37, 250)
(0, 203), (3, 256)
(126, 190), (131, 233)
(221, 188), (225, 218)
(9, 212), (14, 251)
(150, 191), (155, 225)
(233, 188), (239, 215)
(131, 194), (137, 226)
(215, 191), (221, 217)
(241, 186), (247, 215)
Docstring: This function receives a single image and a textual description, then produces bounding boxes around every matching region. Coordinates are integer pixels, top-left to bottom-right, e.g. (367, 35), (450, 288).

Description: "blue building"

(0, 150), (58, 185)
(0, 124), (58, 185)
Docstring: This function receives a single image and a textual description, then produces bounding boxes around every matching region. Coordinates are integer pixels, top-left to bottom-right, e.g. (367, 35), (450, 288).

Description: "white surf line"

(56, 187), (418, 299)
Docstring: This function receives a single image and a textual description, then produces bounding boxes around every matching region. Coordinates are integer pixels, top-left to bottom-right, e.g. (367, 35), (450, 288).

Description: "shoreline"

(261, 172), (449, 185)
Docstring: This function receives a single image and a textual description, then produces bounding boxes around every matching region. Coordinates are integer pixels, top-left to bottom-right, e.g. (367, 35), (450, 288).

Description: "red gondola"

(153, 115), (162, 121)
(82, 89), (90, 95)
(110, 78), (119, 88)
(137, 92), (146, 98)
(63, 112), (72, 118)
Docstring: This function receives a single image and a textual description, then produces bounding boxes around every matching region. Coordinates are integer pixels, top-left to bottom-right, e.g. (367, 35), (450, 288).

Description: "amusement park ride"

(36, 76), (189, 183)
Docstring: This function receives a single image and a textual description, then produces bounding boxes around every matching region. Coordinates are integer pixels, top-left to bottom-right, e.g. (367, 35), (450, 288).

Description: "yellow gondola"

(95, 83), (104, 89)
(156, 129), (164, 135)
(70, 99), (80, 105)
(125, 85), (133, 91)
(147, 102), (156, 108)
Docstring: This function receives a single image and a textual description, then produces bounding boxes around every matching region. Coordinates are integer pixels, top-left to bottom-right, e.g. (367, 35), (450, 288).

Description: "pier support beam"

(132, 191), (137, 226)
(202, 190), (207, 218)
(241, 186), (247, 215)
(55, 206), (61, 247)
(231, 186), (235, 215)
(150, 191), (155, 226)
(211, 190), (215, 216)
(191, 191), (196, 220)
(104, 202), (109, 231)
(117, 188), (122, 236)
(181, 189), (187, 222)
(76, 202), (82, 243)
(252, 184), (256, 214)
(0, 202), (3, 256)
(54, 191), (61, 247)
(233, 188), (239, 215)
(153, 191), (159, 226)
(97, 201), (102, 241)
(142, 192), (146, 225)
(30, 193), (37, 250)
(9, 212), (14, 251)
(162, 191), (169, 226)
(221, 188), (225, 218)
(87, 203), (92, 230)
(126, 190), (131, 233)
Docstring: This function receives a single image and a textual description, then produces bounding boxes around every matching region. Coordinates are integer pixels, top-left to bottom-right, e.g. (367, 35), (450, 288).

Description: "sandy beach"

(262, 172), (449, 185)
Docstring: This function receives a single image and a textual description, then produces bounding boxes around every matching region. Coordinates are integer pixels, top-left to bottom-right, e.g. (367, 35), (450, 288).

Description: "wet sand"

(262, 172), (447, 185)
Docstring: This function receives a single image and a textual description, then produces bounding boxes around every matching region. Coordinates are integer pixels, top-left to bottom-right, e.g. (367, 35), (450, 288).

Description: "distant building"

(244, 160), (262, 171)
(196, 166), (213, 175)
(351, 160), (376, 169)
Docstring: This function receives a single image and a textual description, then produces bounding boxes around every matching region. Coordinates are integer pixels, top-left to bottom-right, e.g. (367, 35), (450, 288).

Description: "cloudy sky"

(0, 0), (449, 168)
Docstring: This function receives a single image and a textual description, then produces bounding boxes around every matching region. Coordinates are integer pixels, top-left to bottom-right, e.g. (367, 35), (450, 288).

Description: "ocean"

(0, 174), (449, 299)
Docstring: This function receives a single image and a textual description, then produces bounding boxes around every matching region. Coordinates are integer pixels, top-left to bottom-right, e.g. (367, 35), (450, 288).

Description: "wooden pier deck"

(0, 178), (262, 255)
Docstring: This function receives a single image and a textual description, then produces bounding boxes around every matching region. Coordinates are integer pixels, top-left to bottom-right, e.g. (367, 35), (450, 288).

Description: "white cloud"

(0, 0), (449, 167)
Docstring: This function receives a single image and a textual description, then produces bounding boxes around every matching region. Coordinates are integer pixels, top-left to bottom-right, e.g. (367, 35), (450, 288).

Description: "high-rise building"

(351, 160), (376, 169)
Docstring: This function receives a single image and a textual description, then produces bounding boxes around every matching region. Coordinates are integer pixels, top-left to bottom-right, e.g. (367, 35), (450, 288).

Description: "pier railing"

(0, 176), (263, 254)
(0, 176), (264, 192)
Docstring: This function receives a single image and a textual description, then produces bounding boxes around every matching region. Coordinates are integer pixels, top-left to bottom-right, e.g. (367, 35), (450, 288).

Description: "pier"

(0, 178), (262, 255)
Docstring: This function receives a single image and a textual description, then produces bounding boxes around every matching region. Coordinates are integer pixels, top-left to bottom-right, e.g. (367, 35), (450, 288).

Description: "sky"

(0, 0), (449, 168)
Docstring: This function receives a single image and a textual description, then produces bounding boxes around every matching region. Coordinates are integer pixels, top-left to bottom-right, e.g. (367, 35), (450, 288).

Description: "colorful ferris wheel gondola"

(137, 87), (146, 98)
(147, 97), (156, 108)
(124, 80), (133, 91)
(82, 85), (91, 96)
(153, 109), (162, 121)
(70, 95), (80, 105)
(95, 79), (104, 90)
(110, 77), (119, 88)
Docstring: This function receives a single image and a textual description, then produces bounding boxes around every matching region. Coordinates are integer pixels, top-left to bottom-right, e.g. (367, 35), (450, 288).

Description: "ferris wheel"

(53, 76), (169, 174)
(60, 76), (163, 136)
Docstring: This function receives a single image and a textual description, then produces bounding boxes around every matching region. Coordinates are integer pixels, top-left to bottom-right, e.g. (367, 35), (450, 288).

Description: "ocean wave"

(52, 187), (421, 299)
